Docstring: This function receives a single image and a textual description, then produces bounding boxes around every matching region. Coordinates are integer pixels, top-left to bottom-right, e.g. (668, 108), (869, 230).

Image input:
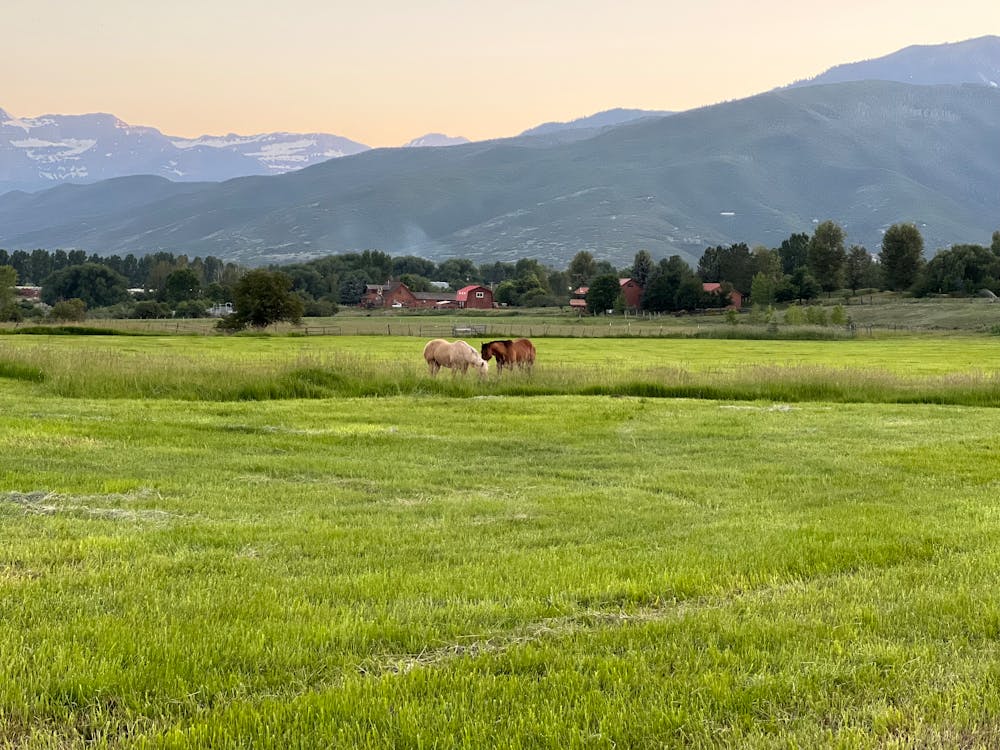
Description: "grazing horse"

(480, 338), (536, 374)
(422, 339), (489, 377)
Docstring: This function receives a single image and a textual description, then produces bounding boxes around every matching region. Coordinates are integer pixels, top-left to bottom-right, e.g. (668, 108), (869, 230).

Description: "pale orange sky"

(5, 0), (1000, 147)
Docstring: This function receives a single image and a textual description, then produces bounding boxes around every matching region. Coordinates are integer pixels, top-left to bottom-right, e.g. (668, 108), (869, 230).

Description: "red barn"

(618, 278), (643, 310)
(455, 285), (493, 309)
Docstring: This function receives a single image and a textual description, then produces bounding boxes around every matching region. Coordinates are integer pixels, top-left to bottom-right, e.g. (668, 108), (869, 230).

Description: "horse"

(480, 338), (536, 374)
(422, 339), (489, 377)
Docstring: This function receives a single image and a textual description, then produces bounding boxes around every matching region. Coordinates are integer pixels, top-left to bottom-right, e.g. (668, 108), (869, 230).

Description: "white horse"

(422, 339), (489, 377)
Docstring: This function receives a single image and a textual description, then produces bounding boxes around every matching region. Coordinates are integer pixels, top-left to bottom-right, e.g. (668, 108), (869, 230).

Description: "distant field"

(4, 294), (999, 337)
(2, 334), (1000, 747)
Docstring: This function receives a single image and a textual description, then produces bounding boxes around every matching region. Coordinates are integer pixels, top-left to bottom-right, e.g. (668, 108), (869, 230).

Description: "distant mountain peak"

(402, 133), (470, 148)
(790, 35), (1000, 89)
(0, 106), (371, 193)
(520, 108), (673, 138)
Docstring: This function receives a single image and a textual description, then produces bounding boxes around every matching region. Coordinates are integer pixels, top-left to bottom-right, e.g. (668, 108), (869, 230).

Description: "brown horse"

(480, 338), (536, 374)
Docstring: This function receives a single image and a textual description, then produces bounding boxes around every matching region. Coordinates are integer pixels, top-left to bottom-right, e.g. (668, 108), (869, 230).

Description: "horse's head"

(480, 342), (496, 361)
(474, 357), (489, 377)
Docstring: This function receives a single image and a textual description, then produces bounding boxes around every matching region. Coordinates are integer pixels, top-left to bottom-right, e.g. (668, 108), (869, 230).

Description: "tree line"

(3, 222), (1000, 323)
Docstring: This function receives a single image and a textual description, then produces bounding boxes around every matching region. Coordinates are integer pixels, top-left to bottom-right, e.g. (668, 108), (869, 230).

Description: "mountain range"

(1, 35), (999, 268)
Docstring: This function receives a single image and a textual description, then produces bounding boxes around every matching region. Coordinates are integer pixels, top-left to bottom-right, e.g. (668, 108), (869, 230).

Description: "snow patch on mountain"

(11, 138), (97, 161)
(402, 133), (470, 148)
(1, 110), (372, 193)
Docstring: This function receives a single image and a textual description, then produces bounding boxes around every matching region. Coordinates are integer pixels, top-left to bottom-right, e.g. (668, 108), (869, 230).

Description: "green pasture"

(3, 333), (1000, 405)
(2, 334), (1000, 747)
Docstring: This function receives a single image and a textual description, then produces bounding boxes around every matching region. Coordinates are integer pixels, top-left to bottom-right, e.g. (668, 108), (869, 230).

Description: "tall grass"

(4, 338), (1000, 406)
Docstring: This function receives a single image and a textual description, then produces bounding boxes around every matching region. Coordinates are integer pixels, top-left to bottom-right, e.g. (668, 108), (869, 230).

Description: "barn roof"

(412, 291), (457, 302)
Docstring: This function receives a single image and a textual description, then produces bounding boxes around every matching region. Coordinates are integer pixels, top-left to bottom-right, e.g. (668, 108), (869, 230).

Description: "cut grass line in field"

(1, 489), (177, 522)
(359, 550), (941, 680)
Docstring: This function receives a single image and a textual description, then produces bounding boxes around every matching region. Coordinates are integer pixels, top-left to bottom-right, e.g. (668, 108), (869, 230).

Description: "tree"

(845, 245), (876, 293)
(697, 243), (754, 293)
(992, 231), (1000, 257)
(630, 250), (654, 289)
(585, 274), (621, 314)
(393, 255), (437, 278)
(778, 233), (810, 275)
(642, 256), (694, 312)
(914, 243), (999, 296)
(398, 273), (433, 293)
(436, 258), (479, 289)
(750, 272), (776, 306)
(0, 265), (17, 320)
(879, 223), (925, 291)
(41, 263), (130, 309)
(567, 251), (597, 289)
(49, 298), (87, 322)
(750, 246), (782, 280)
(160, 268), (202, 304)
(808, 221), (846, 293)
(227, 270), (304, 330)
(791, 268), (821, 302)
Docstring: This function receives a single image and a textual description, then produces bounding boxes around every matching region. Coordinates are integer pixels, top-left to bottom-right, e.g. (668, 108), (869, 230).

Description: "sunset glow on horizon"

(6, 0), (1000, 147)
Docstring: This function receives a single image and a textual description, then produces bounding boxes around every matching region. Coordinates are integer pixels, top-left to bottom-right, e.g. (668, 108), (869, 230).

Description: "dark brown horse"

(480, 338), (536, 374)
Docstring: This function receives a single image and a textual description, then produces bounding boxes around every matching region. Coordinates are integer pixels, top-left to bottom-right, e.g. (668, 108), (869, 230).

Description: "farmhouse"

(703, 283), (743, 309)
(362, 281), (460, 309)
(569, 279), (643, 311)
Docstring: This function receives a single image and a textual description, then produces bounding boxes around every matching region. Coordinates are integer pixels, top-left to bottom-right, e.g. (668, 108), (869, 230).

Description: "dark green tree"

(697, 243), (754, 293)
(879, 223), (925, 291)
(675, 277), (706, 310)
(398, 274), (433, 292)
(641, 256), (694, 312)
(808, 221), (847, 293)
(392, 255), (436, 278)
(585, 274), (622, 314)
(751, 246), (782, 280)
(436, 258), (479, 289)
(227, 270), (304, 329)
(41, 263), (130, 309)
(0, 266), (17, 320)
(845, 245), (876, 293)
(630, 250), (655, 289)
(791, 267), (821, 301)
(160, 268), (202, 304)
(778, 233), (810, 275)
(914, 244), (999, 296)
(567, 251), (597, 289)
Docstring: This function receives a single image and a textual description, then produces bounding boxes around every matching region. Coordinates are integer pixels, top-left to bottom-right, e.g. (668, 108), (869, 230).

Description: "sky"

(5, 0), (1000, 147)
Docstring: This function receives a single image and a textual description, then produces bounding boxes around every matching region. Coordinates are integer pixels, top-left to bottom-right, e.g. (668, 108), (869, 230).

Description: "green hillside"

(1, 81), (997, 267)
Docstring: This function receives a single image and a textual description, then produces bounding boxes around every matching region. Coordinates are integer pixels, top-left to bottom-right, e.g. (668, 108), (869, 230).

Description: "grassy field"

(5, 293), (999, 338)
(3, 333), (1000, 747)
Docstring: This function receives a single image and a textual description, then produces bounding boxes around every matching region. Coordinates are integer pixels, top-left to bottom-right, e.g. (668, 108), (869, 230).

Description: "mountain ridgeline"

(1, 79), (998, 268)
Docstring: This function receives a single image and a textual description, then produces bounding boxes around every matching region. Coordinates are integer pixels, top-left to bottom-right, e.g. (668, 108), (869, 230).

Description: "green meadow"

(3, 333), (1000, 747)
